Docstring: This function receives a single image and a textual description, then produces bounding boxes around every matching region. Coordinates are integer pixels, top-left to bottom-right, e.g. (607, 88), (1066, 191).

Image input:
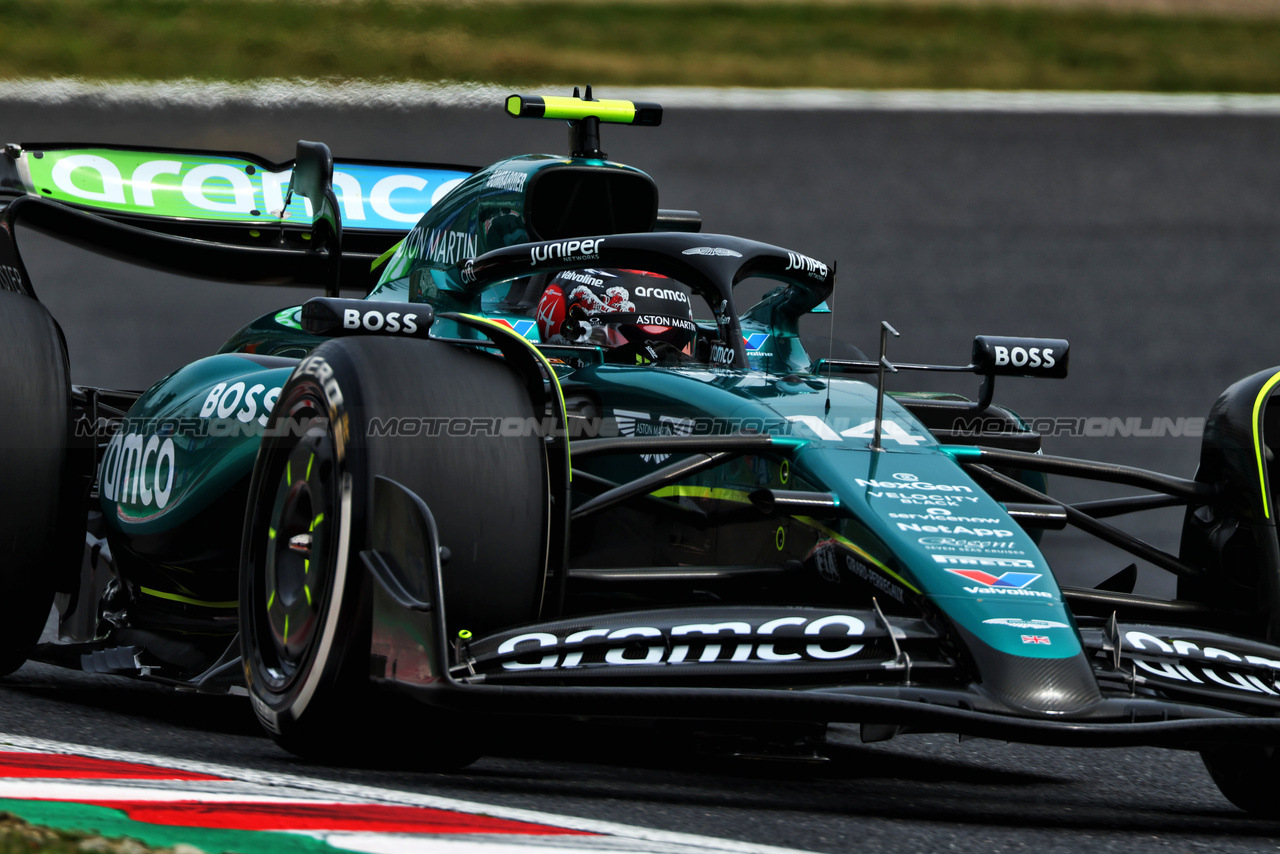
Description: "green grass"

(0, 811), (175, 854)
(1, 0), (1279, 91)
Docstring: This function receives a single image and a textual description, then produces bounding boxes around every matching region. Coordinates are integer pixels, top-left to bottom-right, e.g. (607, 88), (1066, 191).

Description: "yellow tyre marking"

(139, 587), (238, 608)
(459, 313), (572, 479)
(1252, 371), (1280, 519)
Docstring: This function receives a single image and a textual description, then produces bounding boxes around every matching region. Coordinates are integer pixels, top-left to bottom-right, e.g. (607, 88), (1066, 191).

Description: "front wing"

(359, 477), (1280, 750)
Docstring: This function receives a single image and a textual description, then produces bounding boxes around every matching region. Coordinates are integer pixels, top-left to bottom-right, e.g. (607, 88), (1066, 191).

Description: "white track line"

(5, 77), (1280, 114)
(0, 732), (809, 854)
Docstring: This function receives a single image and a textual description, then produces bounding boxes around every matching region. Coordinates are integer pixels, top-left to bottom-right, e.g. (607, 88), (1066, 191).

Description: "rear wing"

(0, 141), (475, 297)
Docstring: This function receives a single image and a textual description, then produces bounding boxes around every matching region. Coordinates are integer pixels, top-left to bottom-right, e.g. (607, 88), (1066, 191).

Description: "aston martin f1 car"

(5, 91), (1280, 815)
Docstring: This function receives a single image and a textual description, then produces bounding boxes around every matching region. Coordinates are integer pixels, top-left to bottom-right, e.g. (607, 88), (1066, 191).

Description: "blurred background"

(7, 0), (1280, 594)
(3, 0), (1280, 92)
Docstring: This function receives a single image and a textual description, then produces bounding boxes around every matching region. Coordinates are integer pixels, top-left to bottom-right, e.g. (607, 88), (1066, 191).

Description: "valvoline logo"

(946, 568), (1041, 588)
(743, 332), (770, 351)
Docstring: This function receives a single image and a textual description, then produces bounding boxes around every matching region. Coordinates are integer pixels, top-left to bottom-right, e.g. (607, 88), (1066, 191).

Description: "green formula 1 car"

(3, 91), (1280, 815)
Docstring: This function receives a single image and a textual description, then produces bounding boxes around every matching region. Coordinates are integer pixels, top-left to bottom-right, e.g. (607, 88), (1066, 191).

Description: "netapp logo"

(899, 523), (1013, 537)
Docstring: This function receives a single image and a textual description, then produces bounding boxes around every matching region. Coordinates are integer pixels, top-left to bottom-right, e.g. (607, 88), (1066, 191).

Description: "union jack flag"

(1021, 635), (1051, 645)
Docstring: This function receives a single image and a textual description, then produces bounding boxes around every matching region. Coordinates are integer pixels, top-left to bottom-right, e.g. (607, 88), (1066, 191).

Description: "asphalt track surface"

(4, 102), (1280, 852)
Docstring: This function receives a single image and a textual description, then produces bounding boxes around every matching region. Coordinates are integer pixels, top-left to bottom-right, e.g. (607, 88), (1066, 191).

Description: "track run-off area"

(0, 733), (809, 854)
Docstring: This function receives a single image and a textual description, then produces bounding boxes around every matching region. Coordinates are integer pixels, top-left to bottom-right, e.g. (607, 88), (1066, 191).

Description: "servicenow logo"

(30, 150), (468, 230)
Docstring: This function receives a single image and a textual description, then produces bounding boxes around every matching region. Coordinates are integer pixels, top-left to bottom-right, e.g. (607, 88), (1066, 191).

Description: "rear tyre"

(0, 291), (70, 676)
(241, 336), (546, 768)
(1201, 745), (1280, 817)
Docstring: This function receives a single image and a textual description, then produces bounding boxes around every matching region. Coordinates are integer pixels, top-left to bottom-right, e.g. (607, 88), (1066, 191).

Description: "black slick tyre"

(240, 336), (547, 767)
(1201, 744), (1280, 817)
(0, 291), (70, 676)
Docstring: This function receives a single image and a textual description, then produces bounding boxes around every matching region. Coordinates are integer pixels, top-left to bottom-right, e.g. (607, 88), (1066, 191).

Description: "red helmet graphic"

(537, 269), (695, 363)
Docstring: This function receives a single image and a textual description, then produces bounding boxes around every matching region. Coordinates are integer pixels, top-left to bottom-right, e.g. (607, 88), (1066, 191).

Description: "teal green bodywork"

(101, 354), (293, 536)
(368, 155), (654, 341)
(559, 364), (1078, 661)
(101, 145), (1077, 672)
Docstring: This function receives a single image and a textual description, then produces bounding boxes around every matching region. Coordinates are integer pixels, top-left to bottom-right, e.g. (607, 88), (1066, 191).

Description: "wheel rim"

(254, 401), (337, 693)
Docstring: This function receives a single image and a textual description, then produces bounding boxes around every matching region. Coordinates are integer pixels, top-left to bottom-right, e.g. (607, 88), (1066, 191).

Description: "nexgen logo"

(34, 151), (465, 229)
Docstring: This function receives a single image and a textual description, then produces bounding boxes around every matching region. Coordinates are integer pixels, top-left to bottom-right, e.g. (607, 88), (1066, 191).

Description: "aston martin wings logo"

(681, 247), (743, 257)
(982, 617), (1070, 629)
(613, 408), (694, 463)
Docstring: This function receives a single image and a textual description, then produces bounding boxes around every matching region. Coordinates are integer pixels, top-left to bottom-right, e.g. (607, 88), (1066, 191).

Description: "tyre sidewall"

(0, 292), (70, 674)
(1202, 744), (1280, 816)
(241, 343), (372, 740)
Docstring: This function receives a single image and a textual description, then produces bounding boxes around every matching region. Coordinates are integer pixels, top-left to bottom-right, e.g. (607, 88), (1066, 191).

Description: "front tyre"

(1202, 745), (1280, 817)
(240, 337), (546, 767)
(241, 358), (364, 758)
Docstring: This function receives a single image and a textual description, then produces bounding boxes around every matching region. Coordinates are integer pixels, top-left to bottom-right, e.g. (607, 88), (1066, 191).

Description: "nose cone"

(954, 622), (1103, 715)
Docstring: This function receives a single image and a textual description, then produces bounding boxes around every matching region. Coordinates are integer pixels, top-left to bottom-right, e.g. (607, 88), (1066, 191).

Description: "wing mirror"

(971, 336), (1069, 379)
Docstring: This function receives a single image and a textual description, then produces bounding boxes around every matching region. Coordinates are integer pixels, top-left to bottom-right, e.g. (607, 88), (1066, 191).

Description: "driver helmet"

(536, 269), (696, 363)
